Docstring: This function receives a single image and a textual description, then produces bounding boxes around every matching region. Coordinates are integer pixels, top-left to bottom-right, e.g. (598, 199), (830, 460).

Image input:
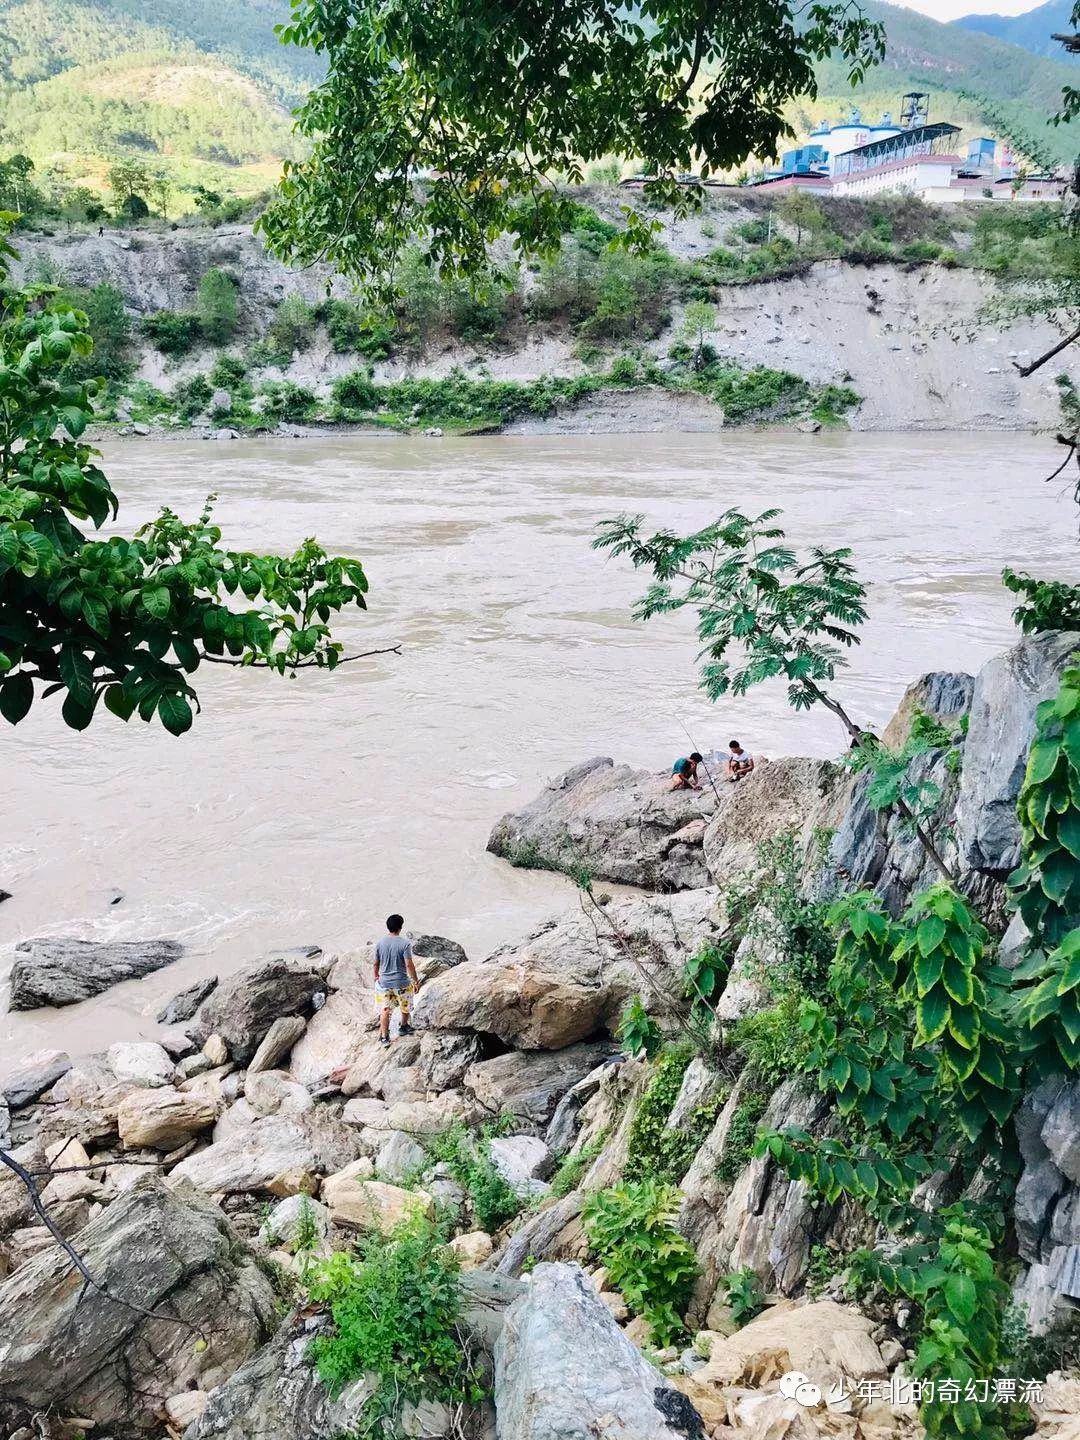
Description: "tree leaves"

(258, 0), (885, 294)
(0, 228), (378, 735)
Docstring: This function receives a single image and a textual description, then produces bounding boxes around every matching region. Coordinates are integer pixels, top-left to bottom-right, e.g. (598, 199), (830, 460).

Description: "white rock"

(322, 1169), (432, 1233)
(106, 1041), (174, 1088)
(164, 1389), (209, 1428)
(489, 1135), (554, 1197)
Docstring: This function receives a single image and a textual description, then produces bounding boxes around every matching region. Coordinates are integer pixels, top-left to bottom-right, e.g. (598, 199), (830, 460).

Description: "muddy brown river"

(2, 429), (1075, 1061)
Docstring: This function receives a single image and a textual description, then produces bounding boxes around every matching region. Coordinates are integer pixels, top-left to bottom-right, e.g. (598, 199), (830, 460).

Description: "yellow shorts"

(375, 982), (415, 1014)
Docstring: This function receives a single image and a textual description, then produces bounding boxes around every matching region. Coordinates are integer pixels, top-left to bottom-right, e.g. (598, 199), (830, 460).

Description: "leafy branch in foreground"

(593, 507), (867, 730)
(0, 228), (391, 734)
(1007, 661), (1080, 1075)
(594, 507), (958, 879)
(260, 0), (884, 293)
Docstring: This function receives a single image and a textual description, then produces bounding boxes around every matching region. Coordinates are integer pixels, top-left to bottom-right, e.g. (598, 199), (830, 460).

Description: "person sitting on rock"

(671, 753), (703, 790)
(726, 740), (755, 783)
(374, 913), (420, 1047)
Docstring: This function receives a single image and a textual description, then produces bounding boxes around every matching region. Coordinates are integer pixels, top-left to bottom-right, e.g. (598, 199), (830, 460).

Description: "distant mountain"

(954, 0), (1077, 63)
(0, 0), (321, 200)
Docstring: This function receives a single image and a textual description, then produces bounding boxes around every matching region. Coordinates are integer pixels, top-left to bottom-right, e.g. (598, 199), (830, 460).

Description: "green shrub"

(731, 995), (810, 1090)
(306, 1216), (486, 1436)
(171, 372), (213, 419)
(550, 1131), (608, 1197)
(331, 369), (379, 413)
(811, 383), (861, 423)
(326, 299), (395, 359)
(426, 1121), (522, 1233)
(625, 1044), (728, 1189)
(583, 1180), (699, 1346)
(267, 294), (316, 356)
(142, 309), (201, 357)
(197, 267), (239, 345)
(58, 282), (133, 382)
(624, 1046), (693, 1181)
(260, 380), (319, 422)
(716, 1090), (769, 1184)
(617, 996), (663, 1061)
(608, 354), (639, 384)
(900, 239), (943, 263)
(713, 365), (809, 423)
(722, 1266), (766, 1327)
(209, 353), (248, 390)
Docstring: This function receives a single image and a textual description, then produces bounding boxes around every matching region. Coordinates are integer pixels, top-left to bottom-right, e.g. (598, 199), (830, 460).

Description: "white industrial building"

(744, 96), (1066, 204)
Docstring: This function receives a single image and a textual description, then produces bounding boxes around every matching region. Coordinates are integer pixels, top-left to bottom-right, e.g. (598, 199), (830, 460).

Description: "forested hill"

(0, 0), (319, 199)
(0, 0), (320, 100)
(954, 0), (1079, 63)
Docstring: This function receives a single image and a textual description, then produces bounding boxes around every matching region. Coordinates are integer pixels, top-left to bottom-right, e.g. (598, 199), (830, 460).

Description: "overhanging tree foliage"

(0, 225), (390, 735)
(259, 0), (884, 291)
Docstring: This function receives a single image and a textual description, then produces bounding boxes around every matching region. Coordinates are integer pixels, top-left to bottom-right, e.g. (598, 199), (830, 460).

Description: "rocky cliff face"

(10, 226), (1073, 432)
(0, 630), (1077, 1440)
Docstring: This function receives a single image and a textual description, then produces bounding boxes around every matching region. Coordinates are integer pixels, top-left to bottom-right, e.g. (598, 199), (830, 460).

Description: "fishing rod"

(675, 714), (723, 803)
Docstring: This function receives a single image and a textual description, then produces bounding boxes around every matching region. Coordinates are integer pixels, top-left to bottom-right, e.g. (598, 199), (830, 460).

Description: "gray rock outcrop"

(1, 1049), (72, 1108)
(8, 937), (183, 1010)
(183, 1314), (376, 1440)
(0, 1177), (277, 1429)
(956, 630), (1080, 874)
(190, 957), (326, 1063)
(703, 756), (844, 895)
(488, 758), (720, 891)
(1012, 1077), (1080, 1331)
(414, 888), (720, 1050)
(157, 975), (219, 1024)
(494, 1262), (703, 1440)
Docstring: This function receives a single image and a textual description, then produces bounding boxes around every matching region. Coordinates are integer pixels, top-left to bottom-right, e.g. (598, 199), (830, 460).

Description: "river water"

(2, 430), (1075, 1062)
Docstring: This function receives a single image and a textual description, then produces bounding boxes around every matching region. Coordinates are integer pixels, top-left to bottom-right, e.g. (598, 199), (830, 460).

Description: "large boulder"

(117, 1087), (218, 1150)
(8, 937), (183, 1010)
(157, 975), (218, 1025)
(680, 1299), (887, 1427)
(488, 757), (721, 891)
(495, 1262), (704, 1440)
(183, 1313), (376, 1440)
(0, 1177), (277, 1429)
(169, 1117), (319, 1194)
(186, 1269), (519, 1440)
(464, 1045), (618, 1128)
(956, 631), (1080, 874)
(703, 757), (844, 895)
(414, 889), (720, 1050)
(1, 1049), (71, 1108)
(191, 957), (326, 1064)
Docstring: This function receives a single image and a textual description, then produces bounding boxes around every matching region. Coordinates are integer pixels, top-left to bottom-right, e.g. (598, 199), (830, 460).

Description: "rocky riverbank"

(1, 628), (1078, 1440)
(11, 198), (1076, 435)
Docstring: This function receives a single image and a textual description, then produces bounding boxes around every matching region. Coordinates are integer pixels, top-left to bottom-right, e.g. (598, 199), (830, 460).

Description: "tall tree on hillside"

(259, 0), (885, 294)
(106, 159), (151, 213)
(149, 173), (173, 222)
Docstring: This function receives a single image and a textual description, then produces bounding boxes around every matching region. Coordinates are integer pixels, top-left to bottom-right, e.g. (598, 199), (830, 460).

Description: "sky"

(897, 0), (1045, 17)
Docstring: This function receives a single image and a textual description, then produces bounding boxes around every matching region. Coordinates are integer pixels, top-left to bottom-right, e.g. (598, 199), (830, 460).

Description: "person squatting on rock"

(374, 913), (420, 1046)
(670, 752), (704, 790)
(726, 739), (755, 783)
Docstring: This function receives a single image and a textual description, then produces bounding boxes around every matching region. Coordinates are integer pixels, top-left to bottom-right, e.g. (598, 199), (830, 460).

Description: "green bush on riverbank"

(106, 359), (861, 435)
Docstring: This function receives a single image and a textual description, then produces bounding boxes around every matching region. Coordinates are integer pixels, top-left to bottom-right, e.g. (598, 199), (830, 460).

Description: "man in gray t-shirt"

(374, 913), (421, 1046)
